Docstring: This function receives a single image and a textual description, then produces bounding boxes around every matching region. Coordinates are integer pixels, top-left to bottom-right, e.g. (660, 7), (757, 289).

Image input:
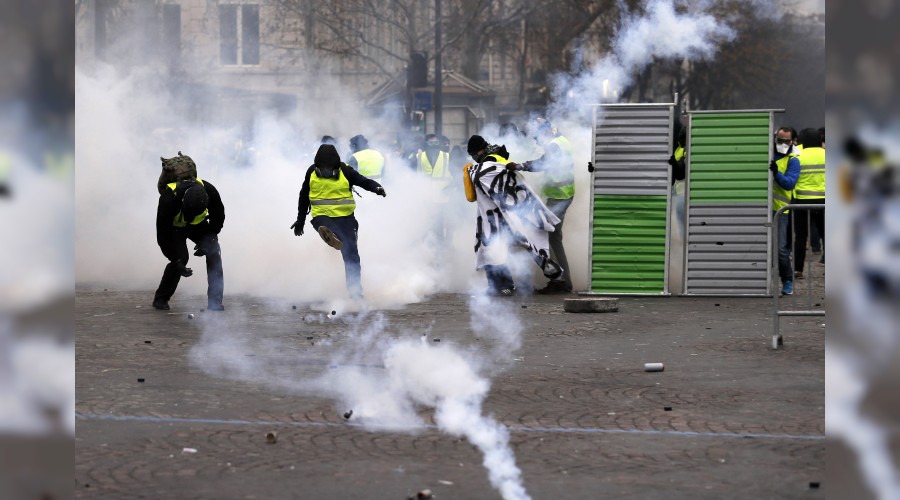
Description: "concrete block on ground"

(563, 297), (618, 313)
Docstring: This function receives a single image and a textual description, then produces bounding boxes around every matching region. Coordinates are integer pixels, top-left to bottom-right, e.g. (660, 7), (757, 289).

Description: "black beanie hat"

(467, 135), (489, 156)
(182, 183), (209, 219)
(349, 134), (368, 152)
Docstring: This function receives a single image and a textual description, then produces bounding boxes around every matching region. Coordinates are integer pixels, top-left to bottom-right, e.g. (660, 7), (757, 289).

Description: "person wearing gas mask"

(153, 175), (226, 311)
(292, 144), (386, 299)
(770, 126), (801, 295)
(417, 133), (452, 187)
(346, 134), (386, 182)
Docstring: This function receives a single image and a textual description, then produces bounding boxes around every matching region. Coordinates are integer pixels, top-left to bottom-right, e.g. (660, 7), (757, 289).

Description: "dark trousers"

(312, 215), (362, 298)
(154, 228), (224, 307)
(546, 197), (573, 289)
(485, 264), (515, 293)
(792, 198), (825, 274)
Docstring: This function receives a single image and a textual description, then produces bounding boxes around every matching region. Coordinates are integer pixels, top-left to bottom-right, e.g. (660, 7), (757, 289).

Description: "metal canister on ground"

(644, 362), (665, 372)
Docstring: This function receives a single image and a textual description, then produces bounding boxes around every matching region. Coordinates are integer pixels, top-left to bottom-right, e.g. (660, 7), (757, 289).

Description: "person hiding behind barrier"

(153, 176), (225, 311)
(770, 127), (801, 295)
(463, 135), (563, 297)
(292, 144), (386, 299)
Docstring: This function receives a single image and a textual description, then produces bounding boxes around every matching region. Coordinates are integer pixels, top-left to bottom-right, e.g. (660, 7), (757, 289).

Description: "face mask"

(776, 143), (790, 155)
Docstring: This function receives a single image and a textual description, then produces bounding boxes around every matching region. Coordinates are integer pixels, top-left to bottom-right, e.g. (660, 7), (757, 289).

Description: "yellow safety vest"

(794, 147), (825, 200)
(168, 179), (208, 227)
(542, 135), (575, 200)
(352, 149), (385, 180)
(674, 146), (685, 161)
(310, 168), (356, 218)
(418, 151), (452, 197)
(771, 154), (798, 211)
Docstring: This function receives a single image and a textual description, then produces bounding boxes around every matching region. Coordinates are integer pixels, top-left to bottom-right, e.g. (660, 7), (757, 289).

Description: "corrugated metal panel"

(593, 105), (672, 196)
(688, 113), (770, 203)
(591, 195), (667, 293)
(589, 104), (674, 295)
(684, 111), (773, 295)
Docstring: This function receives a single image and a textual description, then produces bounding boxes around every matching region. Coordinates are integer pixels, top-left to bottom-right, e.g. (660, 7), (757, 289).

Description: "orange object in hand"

(462, 163), (477, 202)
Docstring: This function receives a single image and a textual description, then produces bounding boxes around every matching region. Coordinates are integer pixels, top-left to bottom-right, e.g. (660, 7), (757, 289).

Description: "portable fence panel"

(685, 112), (771, 295)
(591, 104), (673, 294)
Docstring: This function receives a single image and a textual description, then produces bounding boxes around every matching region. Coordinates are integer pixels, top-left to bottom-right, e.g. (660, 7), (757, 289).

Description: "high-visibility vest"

(168, 178), (208, 227)
(352, 149), (385, 180)
(772, 154), (798, 211)
(794, 147), (825, 200)
(542, 135), (575, 200)
(674, 146), (685, 162)
(418, 150), (451, 192)
(309, 168), (356, 218)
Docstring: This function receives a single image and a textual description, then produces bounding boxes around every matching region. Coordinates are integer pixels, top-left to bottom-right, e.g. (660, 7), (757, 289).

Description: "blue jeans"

(154, 228), (224, 307)
(312, 215), (362, 298)
(774, 210), (793, 282)
(484, 264), (515, 293)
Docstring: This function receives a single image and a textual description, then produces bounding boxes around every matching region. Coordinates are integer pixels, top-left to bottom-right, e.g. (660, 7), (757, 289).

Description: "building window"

(162, 4), (181, 64)
(219, 4), (260, 66)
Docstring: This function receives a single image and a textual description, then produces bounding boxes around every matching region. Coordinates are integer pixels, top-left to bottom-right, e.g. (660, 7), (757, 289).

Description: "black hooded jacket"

(295, 144), (382, 231)
(156, 179), (225, 261)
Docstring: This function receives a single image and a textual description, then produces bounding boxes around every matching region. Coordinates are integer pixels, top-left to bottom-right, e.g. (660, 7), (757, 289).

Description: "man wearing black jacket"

(292, 144), (385, 299)
(153, 177), (225, 311)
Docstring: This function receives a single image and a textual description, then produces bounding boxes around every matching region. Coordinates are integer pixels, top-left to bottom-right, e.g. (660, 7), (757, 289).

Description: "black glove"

(667, 155), (677, 166)
(193, 244), (205, 257)
(769, 160), (778, 174)
(174, 260), (193, 277)
(290, 220), (304, 236)
(375, 187), (387, 197)
(587, 161), (594, 173)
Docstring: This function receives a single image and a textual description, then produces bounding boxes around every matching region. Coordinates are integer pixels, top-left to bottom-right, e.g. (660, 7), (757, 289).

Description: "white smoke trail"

(548, 0), (735, 121)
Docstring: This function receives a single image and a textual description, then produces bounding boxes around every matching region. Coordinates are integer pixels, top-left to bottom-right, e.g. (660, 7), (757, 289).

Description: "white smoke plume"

(190, 297), (531, 500)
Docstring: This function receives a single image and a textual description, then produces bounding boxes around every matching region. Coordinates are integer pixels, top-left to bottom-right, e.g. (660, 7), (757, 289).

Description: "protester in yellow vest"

(792, 128), (826, 279)
(292, 144), (386, 299)
(346, 134), (386, 181)
(769, 127), (801, 295)
(515, 118), (575, 294)
(417, 133), (452, 188)
(153, 174), (225, 311)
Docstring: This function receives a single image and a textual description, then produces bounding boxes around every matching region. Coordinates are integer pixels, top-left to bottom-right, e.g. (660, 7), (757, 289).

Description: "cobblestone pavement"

(76, 284), (824, 499)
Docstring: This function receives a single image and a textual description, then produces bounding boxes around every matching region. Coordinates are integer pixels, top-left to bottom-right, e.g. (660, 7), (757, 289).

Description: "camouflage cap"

(160, 151), (197, 180)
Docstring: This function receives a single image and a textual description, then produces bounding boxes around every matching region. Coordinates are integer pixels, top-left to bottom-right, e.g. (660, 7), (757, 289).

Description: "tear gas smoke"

(191, 298), (531, 500)
(75, 63), (479, 307)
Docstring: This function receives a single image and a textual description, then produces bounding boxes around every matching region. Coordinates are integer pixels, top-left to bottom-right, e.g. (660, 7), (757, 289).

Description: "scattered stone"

(343, 410), (353, 419)
(331, 310), (337, 316)
(714, 303), (720, 307)
(433, 338), (441, 342)
(137, 378), (145, 383)
(809, 482), (820, 489)
(265, 431), (278, 444)
(644, 363), (665, 372)
(144, 340), (151, 344)
(188, 313), (194, 319)
(664, 406), (672, 411)
(563, 297), (618, 313)
(521, 305), (527, 309)
(408, 489), (433, 500)
(292, 305), (297, 310)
